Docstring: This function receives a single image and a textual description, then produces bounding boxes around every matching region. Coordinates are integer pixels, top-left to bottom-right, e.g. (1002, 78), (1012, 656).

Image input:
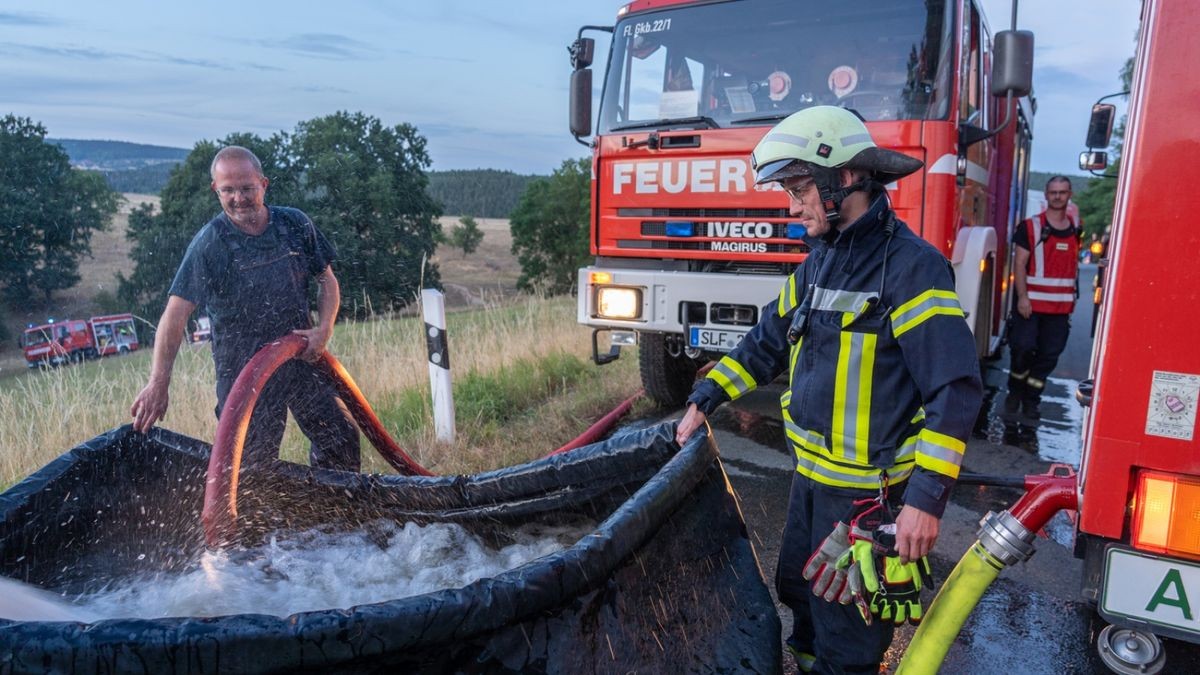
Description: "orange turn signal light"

(1090, 241), (1104, 256)
(1132, 470), (1200, 560)
(590, 271), (613, 285)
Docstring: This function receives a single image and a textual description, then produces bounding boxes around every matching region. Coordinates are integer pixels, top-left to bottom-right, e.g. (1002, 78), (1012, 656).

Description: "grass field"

(0, 207), (653, 488)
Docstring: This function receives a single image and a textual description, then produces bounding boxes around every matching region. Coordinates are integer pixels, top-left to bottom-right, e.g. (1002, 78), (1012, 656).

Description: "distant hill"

(49, 138), (189, 171)
(48, 140), (544, 210)
(49, 138), (189, 195)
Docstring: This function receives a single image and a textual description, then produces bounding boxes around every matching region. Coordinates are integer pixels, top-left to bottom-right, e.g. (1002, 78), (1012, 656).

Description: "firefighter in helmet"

(676, 106), (982, 672)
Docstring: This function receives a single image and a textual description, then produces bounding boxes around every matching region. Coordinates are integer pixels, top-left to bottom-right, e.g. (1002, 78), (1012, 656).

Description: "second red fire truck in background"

(20, 314), (140, 368)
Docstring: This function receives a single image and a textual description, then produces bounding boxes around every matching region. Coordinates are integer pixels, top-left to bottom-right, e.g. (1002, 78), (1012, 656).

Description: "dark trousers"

(777, 475), (895, 674)
(1008, 312), (1071, 401)
(216, 360), (361, 472)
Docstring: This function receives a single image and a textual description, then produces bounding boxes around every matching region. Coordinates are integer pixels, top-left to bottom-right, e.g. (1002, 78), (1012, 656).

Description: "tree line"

(428, 169), (542, 218)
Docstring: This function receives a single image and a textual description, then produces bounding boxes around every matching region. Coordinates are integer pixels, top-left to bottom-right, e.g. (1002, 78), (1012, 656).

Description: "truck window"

(599, 0), (954, 131)
(959, 2), (984, 124)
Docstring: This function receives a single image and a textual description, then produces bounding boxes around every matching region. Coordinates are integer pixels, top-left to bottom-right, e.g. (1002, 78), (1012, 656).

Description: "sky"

(0, 1), (1141, 176)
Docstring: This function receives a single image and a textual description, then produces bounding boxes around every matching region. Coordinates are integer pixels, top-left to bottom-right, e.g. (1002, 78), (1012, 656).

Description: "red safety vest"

(1024, 213), (1080, 314)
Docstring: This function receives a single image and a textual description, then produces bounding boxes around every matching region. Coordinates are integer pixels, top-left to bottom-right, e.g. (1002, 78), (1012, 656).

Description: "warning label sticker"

(1146, 371), (1200, 441)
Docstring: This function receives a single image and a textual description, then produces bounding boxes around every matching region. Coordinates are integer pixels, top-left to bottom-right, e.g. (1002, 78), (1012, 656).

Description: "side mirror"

(1079, 150), (1109, 172)
(569, 37), (595, 70)
(570, 68), (593, 138)
(1086, 103), (1117, 149)
(991, 30), (1034, 97)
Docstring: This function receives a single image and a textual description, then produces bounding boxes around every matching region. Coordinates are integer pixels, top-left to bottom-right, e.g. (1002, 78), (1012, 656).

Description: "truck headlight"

(596, 287), (642, 319)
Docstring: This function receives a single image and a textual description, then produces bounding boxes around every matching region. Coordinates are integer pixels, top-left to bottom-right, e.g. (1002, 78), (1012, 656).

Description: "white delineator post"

(421, 289), (456, 443)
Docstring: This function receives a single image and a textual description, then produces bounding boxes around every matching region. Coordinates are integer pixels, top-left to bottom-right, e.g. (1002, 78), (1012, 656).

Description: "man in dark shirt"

(130, 146), (360, 471)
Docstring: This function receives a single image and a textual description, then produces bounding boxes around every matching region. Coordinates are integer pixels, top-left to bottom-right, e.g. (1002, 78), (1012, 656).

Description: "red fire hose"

(202, 336), (674, 547)
(202, 335), (434, 546)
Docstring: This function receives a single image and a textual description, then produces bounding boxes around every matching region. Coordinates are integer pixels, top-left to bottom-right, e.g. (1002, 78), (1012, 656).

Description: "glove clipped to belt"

(846, 503), (935, 626)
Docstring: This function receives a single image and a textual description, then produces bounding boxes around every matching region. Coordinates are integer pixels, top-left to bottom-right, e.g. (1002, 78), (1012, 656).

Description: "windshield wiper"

(611, 115), (720, 132)
(729, 112), (793, 125)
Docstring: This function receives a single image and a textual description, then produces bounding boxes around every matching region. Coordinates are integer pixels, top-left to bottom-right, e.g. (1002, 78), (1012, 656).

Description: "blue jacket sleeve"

(889, 246), (983, 518)
(687, 265), (804, 415)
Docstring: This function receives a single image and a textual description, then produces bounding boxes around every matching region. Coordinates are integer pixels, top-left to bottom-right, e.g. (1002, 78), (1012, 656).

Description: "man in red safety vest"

(1005, 176), (1081, 423)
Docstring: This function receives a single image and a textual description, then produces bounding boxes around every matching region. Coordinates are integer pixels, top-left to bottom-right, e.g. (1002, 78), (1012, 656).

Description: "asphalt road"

(657, 265), (1200, 674)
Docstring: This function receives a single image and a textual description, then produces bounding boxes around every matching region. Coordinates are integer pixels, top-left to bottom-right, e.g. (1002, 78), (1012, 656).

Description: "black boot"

(1021, 378), (1044, 425)
(1003, 375), (1026, 421)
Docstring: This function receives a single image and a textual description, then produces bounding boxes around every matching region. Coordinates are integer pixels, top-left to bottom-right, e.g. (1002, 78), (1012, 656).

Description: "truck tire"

(639, 332), (699, 408)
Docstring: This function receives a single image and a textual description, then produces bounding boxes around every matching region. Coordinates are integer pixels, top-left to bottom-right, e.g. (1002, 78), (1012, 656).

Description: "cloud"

(0, 41), (236, 70)
(293, 85), (353, 94)
(0, 12), (62, 27)
(266, 33), (379, 60)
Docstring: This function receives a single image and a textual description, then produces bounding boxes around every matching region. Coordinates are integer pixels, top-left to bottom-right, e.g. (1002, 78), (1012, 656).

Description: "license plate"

(688, 327), (746, 351)
(1101, 547), (1200, 635)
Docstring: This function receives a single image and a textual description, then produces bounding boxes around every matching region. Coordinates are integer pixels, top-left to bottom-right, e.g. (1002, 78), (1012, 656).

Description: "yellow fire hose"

(895, 542), (1005, 674)
(897, 468), (1077, 674)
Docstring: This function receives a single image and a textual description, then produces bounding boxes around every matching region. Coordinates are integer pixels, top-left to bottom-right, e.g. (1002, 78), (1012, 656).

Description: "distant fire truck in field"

(568, 0), (1035, 406)
(20, 314), (140, 368)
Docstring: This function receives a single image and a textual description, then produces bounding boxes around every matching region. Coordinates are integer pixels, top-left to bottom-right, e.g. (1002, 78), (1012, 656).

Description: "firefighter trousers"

(215, 359), (361, 472)
(1008, 312), (1071, 402)
(777, 475), (896, 674)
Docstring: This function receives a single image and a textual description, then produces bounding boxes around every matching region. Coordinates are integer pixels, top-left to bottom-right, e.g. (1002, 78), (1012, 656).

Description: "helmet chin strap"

(812, 167), (871, 228)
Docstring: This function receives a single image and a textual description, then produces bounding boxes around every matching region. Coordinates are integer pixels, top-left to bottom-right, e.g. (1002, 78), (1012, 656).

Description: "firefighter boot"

(1021, 377), (1045, 424)
(1002, 374), (1026, 422)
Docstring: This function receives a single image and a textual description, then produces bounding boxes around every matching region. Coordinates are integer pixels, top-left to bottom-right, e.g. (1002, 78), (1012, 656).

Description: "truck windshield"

(598, 0), (953, 132)
(21, 330), (51, 349)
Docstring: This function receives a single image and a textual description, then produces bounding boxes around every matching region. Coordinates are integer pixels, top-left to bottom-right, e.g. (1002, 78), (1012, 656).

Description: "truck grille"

(641, 222), (799, 238)
(619, 208), (789, 218)
(616, 239), (808, 255)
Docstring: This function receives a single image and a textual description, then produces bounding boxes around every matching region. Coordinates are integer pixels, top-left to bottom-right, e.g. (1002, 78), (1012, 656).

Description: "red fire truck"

(1073, 0), (1200, 670)
(568, 0), (1035, 406)
(20, 314), (140, 368)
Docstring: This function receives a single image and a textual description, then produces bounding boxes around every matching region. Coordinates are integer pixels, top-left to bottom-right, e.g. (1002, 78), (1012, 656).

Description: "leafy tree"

(509, 158), (591, 294)
(118, 134), (292, 321)
(1076, 56), (1135, 238)
(448, 215), (484, 257)
(287, 111), (442, 316)
(0, 115), (119, 304)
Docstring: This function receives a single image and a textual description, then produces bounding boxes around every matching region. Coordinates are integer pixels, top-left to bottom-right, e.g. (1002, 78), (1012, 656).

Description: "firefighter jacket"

(687, 195), (982, 518)
(1020, 213), (1080, 314)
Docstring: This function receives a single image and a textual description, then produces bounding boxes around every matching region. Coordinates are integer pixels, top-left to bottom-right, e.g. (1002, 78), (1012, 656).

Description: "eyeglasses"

(216, 186), (262, 197)
(782, 179), (817, 203)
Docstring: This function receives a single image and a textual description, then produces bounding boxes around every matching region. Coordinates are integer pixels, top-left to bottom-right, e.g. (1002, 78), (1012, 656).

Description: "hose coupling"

(977, 510), (1036, 567)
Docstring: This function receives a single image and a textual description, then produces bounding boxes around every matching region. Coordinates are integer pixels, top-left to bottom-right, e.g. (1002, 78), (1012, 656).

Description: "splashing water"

(55, 520), (588, 621)
(0, 577), (97, 623)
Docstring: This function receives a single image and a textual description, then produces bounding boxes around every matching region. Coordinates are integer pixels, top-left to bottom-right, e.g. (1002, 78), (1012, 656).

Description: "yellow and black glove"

(850, 535), (934, 625)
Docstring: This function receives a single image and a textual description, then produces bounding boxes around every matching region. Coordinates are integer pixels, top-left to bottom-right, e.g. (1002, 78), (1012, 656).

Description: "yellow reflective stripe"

(793, 447), (915, 488)
(856, 332), (877, 458)
(831, 312), (876, 463)
(708, 356), (758, 399)
(831, 318), (852, 460)
(787, 337), (802, 389)
(778, 275), (800, 316)
(784, 419), (915, 488)
(890, 289), (964, 338)
(914, 428), (965, 479)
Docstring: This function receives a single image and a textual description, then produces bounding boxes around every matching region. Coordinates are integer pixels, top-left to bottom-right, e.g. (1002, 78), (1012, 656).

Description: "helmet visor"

(753, 158), (815, 185)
